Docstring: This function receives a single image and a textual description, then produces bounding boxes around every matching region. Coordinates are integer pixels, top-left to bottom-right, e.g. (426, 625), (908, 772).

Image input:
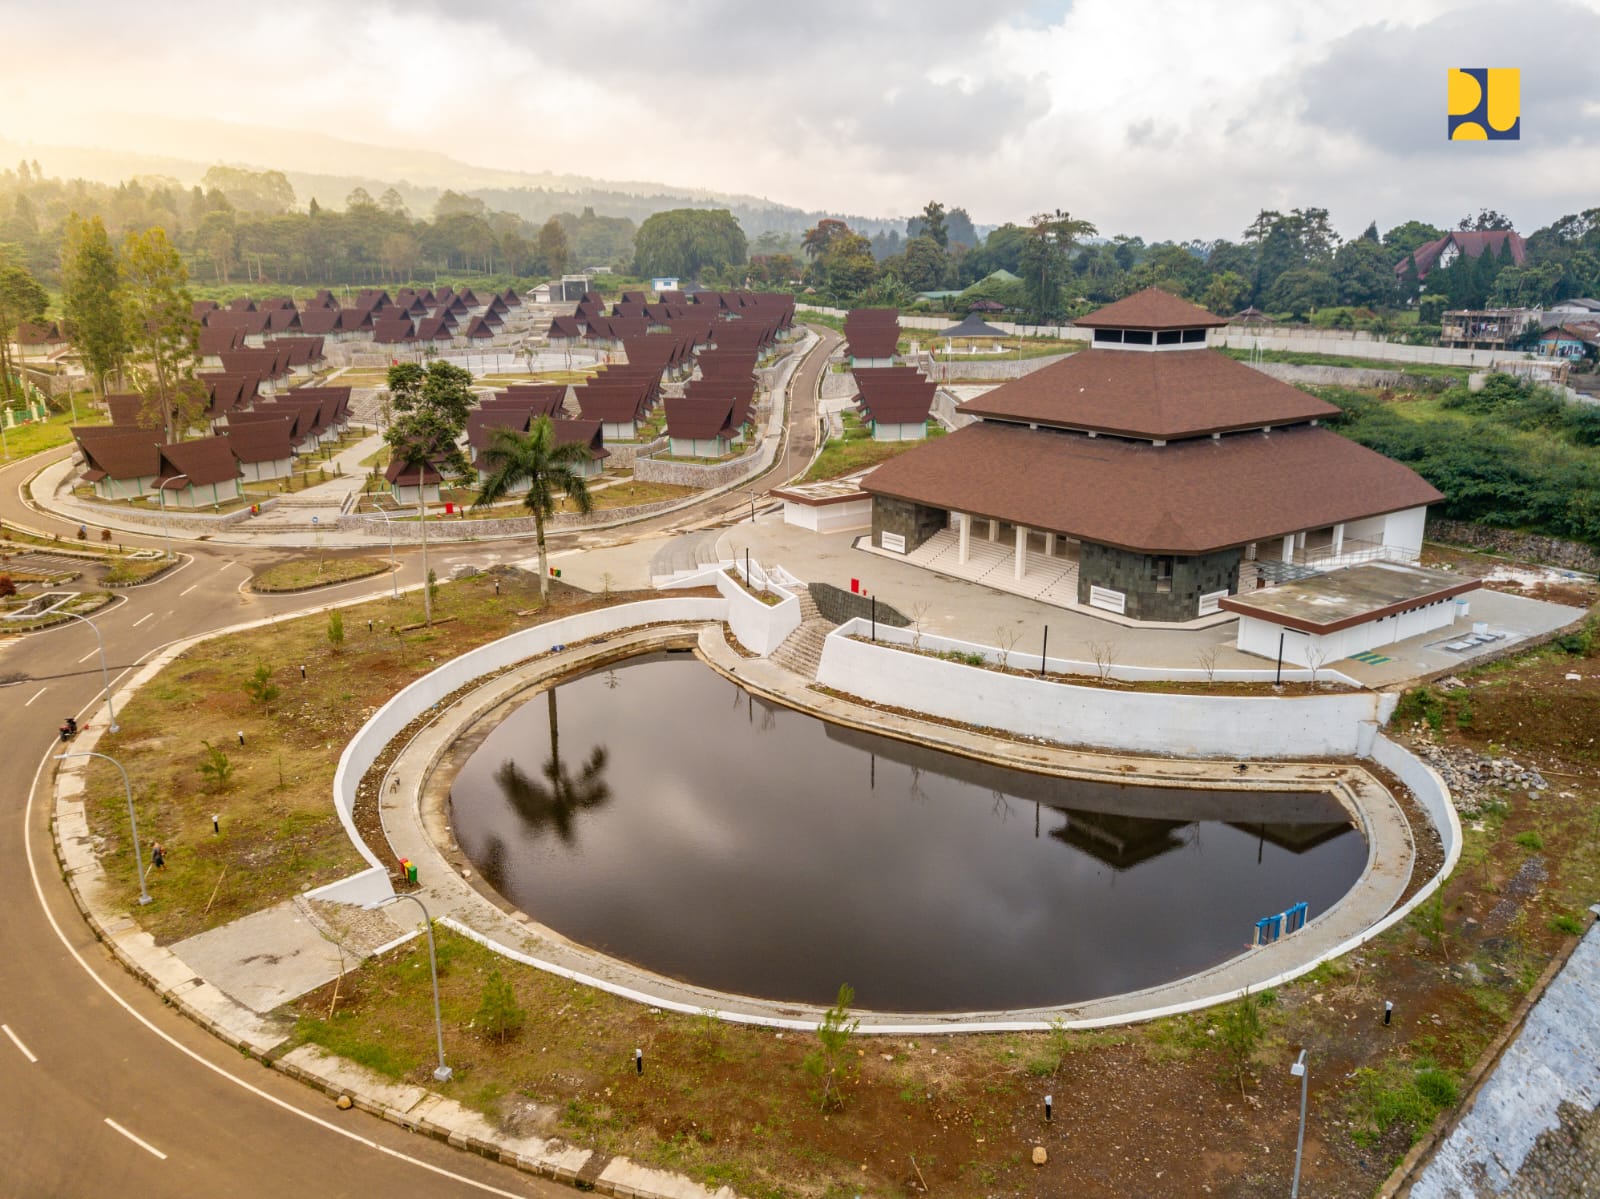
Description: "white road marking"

(23, 743), (533, 1196)
(104, 1118), (167, 1161)
(78, 650), (99, 664)
(132, 613), (152, 627)
(179, 584), (199, 597)
(217, 561), (235, 571)
(24, 687), (46, 707)
(2, 1023), (37, 1063)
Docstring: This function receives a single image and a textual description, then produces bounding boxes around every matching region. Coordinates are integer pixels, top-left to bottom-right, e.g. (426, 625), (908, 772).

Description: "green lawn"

(0, 400), (107, 460)
(1217, 347), (1472, 381)
(802, 412), (944, 482)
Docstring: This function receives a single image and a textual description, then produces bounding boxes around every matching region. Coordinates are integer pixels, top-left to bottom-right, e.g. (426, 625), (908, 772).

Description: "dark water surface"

(449, 652), (1366, 1011)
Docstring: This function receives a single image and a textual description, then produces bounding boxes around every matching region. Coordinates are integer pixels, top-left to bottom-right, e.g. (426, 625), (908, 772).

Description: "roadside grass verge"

(250, 555), (391, 593)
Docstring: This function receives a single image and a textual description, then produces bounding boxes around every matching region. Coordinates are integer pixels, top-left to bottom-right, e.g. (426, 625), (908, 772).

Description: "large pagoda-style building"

(862, 289), (1443, 623)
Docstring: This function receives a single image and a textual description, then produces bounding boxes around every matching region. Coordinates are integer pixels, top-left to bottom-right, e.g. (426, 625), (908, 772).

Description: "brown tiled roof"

(1072, 288), (1228, 330)
(665, 396), (738, 441)
(856, 371), (935, 425)
(956, 348), (1339, 439)
(487, 386), (565, 418)
(861, 422), (1442, 554)
(105, 393), (146, 425)
(385, 457), (444, 486)
(199, 327), (243, 357)
(75, 428), (162, 481)
(576, 386), (650, 424)
(229, 405), (313, 446)
(373, 318), (417, 343)
(158, 437), (239, 488)
(220, 348), (289, 379)
(224, 418), (295, 464)
(207, 310), (272, 336)
(268, 337), (322, 367)
(192, 300), (220, 318)
(550, 418), (607, 459)
(304, 291), (339, 310)
(200, 372), (262, 413)
(467, 406), (534, 452)
(227, 297), (257, 313)
(296, 309), (340, 335)
(284, 386), (351, 427)
(265, 307), (302, 333)
(17, 321), (64, 344)
(463, 316), (495, 338)
(416, 315), (455, 342)
(334, 309), (373, 333)
(259, 297), (295, 311)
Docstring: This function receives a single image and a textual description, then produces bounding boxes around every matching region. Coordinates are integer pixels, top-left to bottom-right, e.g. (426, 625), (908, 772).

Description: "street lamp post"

(57, 750), (150, 905)
(366, 892), (452, 1081)
(1290, 1049), (1309, 1199)
(156, 473), (188, 560)
(60, 610), (118, 733)
(373, 504), (399, 599)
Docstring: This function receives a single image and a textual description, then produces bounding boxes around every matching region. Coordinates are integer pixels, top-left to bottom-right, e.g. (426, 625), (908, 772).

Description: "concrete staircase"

(769, 586), (835, 681)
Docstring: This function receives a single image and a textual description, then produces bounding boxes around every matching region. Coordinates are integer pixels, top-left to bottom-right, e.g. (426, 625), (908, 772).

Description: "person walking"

(151, 841), (166, 869)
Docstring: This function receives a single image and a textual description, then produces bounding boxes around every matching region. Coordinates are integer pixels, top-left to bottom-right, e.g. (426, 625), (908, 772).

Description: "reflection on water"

(450, 653), (1367, 1011)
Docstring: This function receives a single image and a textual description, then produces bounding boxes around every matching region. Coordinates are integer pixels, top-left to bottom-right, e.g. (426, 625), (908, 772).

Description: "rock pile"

(1407, 739), (1549, 816)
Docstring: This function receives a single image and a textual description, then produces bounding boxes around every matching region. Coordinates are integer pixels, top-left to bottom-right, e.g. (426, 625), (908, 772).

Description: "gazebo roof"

(936, 312), (1008, 339)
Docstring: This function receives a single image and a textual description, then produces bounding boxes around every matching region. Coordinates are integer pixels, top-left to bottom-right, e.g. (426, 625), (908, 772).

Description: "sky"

(7, 0), (1600, 241)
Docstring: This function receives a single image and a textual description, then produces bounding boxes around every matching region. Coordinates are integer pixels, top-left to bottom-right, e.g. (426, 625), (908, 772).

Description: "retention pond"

(449, 652), (1367, 1012)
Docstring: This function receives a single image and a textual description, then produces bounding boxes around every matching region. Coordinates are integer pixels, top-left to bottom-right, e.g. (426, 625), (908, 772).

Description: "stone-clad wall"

(871, 496), (946, 554)
(1427, 519), (1600, 573)
(633, 444), (763, 488)
(1078, 542), (1242, 622)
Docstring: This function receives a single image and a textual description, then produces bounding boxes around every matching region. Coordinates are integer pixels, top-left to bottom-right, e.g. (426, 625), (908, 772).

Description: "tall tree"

(1021, 208), (1097, 323)
(387, 359), (474, 436)
(120, 227), (204, 442)
(910, 201), (948, 249)
(534, 216), (569, 276)
(632, 208), (747, 280)
(60, 213), (126, 397)
(0, 262), (48, 407)
(472, 418), (595, 602)
(383, 405), (468, 626)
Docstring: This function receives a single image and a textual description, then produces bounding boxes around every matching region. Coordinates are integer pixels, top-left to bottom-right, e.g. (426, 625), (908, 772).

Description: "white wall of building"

(872, 422), (927, 442)
(1383, 506), (1428, 556)
(1236, 599), (1465, 667)
(782, 498), (873, 533)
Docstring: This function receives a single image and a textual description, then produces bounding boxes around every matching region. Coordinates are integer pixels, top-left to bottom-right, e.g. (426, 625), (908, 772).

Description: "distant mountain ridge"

(0, 118), (906, 239)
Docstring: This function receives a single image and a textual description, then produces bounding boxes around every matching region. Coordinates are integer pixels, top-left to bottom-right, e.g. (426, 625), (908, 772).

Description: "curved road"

(0, 327), (838, 1196)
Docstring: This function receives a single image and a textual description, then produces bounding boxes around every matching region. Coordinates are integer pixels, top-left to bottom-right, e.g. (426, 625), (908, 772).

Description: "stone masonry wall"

(808, 581), (911, 627)
(871, 496), (946, 554)
(1427, 519), (1600, 573)
(1078, 542), (1242, 622)
(632, 444), (764, 489)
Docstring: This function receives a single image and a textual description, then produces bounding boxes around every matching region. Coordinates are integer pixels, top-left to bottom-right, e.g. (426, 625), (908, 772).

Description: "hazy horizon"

(8, 0), (1600, 241)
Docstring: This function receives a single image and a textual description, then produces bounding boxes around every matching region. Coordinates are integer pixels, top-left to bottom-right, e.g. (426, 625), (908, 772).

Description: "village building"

(73, 427), (163, 499)
(861, 288), (1444, 624)
(385, 458), (443, 506)
(1397, 229), (1527, 284)
(843, 308), (900, 368)
(665, 396), (741, 457)
(224, 417), (296, 482)
(153, 437), (242, 508)
(854, 368), (935, 441)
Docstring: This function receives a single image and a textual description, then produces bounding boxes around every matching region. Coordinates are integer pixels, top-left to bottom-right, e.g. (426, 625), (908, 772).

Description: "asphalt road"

(0, 326), (837, 1196)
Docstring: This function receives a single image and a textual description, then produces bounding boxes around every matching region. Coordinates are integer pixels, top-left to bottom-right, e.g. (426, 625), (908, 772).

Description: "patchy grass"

(104, 556), (175, 586)
(71, 573), (660, 944)
(250, 555), (392, 593)
(802, 412), (945, 482)
(1215, 347), (1472, 380)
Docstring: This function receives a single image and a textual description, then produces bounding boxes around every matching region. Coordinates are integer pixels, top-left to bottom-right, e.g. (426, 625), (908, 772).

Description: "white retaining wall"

(816, 622), (1397, 758)
(306, 596), (727, 906)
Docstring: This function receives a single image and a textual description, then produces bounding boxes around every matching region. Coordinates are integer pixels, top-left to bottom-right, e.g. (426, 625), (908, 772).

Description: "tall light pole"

(373, 504), (399, 599)
(1290, 1049), (1309, 1199)
(365, 893), (451, 1081)
(57, 750), (150, 905)
(60, 610), (118, 732)
(156, 473), (188, 560)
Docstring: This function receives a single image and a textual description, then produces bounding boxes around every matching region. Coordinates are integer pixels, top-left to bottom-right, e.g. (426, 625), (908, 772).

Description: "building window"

(1182, 328), (1207, 343)
(1093, 328), (1123, 343)
(1155, 556), (1173, 593)
(1156, 330), (1181, 345)
(1124, 329), (1154, 345)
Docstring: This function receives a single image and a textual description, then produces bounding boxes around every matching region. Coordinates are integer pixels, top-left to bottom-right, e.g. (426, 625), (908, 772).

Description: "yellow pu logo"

(1449, 68), (1519, 140)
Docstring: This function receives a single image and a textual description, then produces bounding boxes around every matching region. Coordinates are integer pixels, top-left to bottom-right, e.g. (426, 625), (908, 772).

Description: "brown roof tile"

(957, 348), (1338, 439)
(1073, 288), (1227, 330)
(862, 422), (1442, 554)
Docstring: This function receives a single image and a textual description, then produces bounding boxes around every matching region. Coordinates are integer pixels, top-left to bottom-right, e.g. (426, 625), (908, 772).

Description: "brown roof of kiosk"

(105, 394), (145, 425)
(385, 458), (444, 486)
(75, 429), (162, 480)
(550, 418), (608, 461)
(1071, 287), (1229, 330)
(665, 396), (739, 440)
(862, 422), (1442, 555)
(157, 437), (239, 488)
(224, 418), (295, 465)
(957, 349), (1339, 440)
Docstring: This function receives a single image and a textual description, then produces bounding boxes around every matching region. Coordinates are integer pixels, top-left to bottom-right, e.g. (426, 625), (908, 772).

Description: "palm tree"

(492, 690), (611, 845)
(472, 417), (594, 602)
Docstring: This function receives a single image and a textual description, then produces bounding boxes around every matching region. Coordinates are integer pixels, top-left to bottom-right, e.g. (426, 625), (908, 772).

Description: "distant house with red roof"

(1396, 230), (1526, 284)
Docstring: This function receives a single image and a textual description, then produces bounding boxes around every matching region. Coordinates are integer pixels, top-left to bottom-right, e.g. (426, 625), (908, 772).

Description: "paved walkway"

(373, 622), (1418, 1033)
(1406, 910), (1600, 1198)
